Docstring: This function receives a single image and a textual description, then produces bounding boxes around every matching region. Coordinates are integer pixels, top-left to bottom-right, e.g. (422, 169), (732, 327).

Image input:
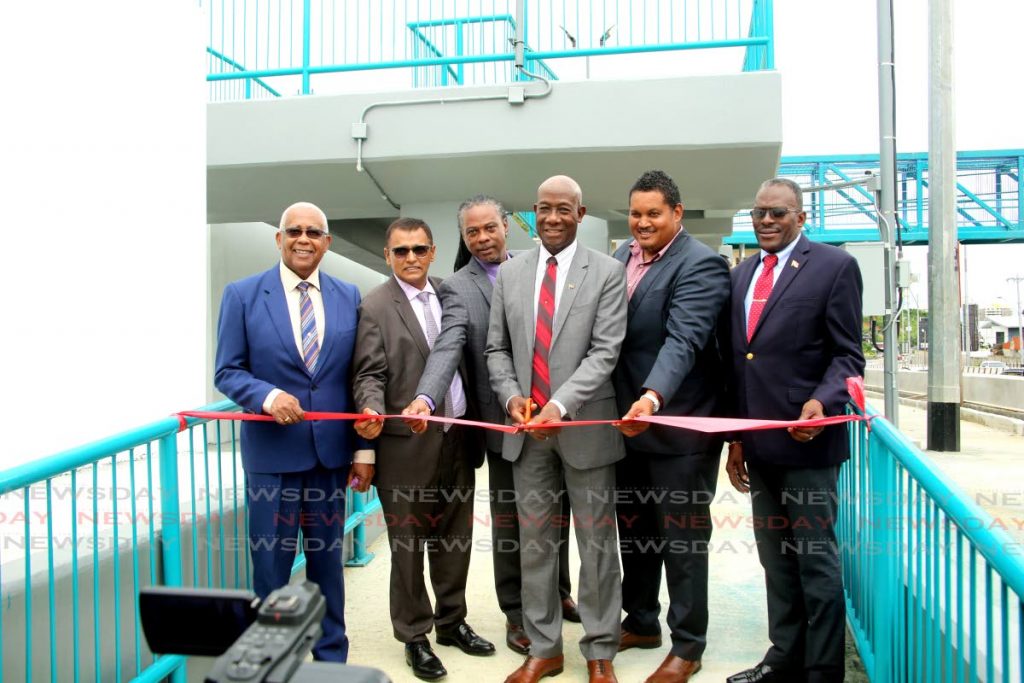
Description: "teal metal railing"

(0, 402), (380, 682)
(726, 149), (1024, 245)
(204, 0), (774, 99)
(840, 406), (1024, 682)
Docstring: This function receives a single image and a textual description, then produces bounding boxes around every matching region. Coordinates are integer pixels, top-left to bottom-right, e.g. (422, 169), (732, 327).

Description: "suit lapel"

(519, 249), (540, 349)
(313, 276), (337, 377)
(750, 234), (812, 342)
(466, 257), (493, 304)
(261, 270), (309, 375)
(628, 232), (686, 313)
(389, 277), (432, 360)
(551, 247), (588, 345)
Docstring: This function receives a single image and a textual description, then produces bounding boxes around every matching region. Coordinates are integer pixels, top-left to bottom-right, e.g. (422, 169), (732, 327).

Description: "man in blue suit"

(612, 170), (731, 683)
(725, 178), (864, 683)
(214, 201), (374, 663)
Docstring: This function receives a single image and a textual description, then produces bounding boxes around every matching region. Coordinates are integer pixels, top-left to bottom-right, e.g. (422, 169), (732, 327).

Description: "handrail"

(841, 405), (1024, 682)
(0, 399), (235, 495)
(866, 406), (1024, 597)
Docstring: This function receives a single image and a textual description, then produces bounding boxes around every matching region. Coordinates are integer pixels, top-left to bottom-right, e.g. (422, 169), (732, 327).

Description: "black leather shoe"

(506, 622), (531, 655)
(436, 621), (496, 656)
(561, 596), (582, 623)
(406, 640), (447, 681)
(726, 662), (801, 683)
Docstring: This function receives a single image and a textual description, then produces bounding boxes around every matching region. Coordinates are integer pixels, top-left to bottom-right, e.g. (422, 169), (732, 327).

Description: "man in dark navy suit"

(725, 178), (864, 683)
(611, 170), (731, 683)
(214, 201), (374, 663)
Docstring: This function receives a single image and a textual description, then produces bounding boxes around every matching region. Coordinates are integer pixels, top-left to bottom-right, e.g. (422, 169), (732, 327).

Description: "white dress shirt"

(743, 237), (801, 333)
(394, 277), (468, 418)
(520, 240), (580, 418)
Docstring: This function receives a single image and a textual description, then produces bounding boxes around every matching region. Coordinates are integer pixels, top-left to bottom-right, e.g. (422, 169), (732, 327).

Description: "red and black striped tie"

(531, 256), (558, 409)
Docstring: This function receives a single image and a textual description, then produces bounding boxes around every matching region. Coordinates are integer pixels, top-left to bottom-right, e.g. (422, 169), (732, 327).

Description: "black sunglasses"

(389, 245), (432, 258)
(750, 207), (801, 220)
(283, 227), (328, 239)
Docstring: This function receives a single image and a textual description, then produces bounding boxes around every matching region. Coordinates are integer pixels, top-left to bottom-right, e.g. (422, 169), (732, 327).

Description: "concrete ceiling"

(208, 73), (782, 238)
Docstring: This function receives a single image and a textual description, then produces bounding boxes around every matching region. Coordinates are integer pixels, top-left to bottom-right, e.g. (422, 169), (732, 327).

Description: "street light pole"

(1009, 275), (1024, 362)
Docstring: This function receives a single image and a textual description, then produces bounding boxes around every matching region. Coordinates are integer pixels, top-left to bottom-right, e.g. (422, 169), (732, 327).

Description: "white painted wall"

(0, 2), (208, 467)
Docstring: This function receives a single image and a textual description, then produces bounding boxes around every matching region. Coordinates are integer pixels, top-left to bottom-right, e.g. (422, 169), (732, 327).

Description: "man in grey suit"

(612, 171), (731, 683)
(486, 175), (627, 683)
(403, 195), (578, 656)
(353, 218), (495, 681)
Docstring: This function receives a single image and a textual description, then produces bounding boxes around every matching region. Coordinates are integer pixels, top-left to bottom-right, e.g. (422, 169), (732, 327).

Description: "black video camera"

(139, 581), (390, 683)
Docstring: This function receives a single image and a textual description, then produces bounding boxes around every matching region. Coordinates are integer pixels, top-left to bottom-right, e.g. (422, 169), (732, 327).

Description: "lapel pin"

(568, 284), (575, 289)
(790, 260), (800, 269)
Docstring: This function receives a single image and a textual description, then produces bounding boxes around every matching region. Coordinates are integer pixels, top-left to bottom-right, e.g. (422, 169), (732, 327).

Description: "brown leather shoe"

(504, 655), (564, 683)
(587, 659), (618, 683)
(561, 596), (582, 623)
(644, 654), (702, 683)
(618, 628), (663, 651)
(506, 622), (531, 655)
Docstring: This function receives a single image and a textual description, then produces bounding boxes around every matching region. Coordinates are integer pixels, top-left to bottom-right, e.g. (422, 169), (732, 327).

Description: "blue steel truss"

(726, 150), (1024, 245)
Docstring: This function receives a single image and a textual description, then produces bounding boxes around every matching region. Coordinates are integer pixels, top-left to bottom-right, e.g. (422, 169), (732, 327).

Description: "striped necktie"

(531, 256), (558, 409)
(418, 291), (453, 430)
(297, 281), (320, 372)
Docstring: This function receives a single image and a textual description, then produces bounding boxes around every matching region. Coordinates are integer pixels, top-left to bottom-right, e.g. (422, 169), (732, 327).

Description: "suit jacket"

(353, 276), (483, 490)
(416, 256), (506, 453)
(612, 231), (731, 455)
(728, 234), (865, 467)
(214, 266), (365, 474)
(485, 244), (628, 469)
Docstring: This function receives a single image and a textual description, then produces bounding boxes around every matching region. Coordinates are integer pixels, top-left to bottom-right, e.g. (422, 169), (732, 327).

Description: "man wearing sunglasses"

(214, 201), (374, 664)
(725, 178), (864, 683)
(353, 218), (494, 681)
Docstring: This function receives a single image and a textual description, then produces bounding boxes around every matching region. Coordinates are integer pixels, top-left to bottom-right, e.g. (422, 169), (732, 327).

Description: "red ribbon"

(177, 378), (870, 435)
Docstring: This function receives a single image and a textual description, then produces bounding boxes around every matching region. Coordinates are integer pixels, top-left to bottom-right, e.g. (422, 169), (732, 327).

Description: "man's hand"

(401, 398), (431, 434)
(616, 397), (654, 437)
(525, 402), (562, 441)
(354, 408), (383, 440)
(726, 442), (749, 493)
(788, 398), (825, 443)
(267, 392), (304, 425)
(347, 463), (374, 493)
(507, 396), (531, 425)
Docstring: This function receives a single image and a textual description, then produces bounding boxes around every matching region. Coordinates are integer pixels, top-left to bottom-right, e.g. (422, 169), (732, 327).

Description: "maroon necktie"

(746, 253), (779, 342)
(531, 256), (558, 408)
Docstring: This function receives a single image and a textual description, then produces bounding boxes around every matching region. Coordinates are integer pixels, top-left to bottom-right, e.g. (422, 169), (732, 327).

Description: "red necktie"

(746, 253), (779, 342)
(531, 256), (558, 408)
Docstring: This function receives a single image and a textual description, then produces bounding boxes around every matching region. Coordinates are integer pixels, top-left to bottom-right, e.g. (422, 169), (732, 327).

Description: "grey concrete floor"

(339, 405), (1023, 682)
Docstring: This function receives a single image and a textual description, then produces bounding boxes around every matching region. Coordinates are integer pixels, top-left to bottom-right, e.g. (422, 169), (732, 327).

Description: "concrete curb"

(865, 390), (1024, 436)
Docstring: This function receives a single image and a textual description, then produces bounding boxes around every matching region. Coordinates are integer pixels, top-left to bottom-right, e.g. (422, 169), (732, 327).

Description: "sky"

(281, 0), (1024, 310)
(570, 0), (1024, 310)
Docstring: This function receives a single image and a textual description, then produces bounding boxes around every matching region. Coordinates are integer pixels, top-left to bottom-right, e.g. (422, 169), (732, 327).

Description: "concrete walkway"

(344, 452), (771, 682)
(340, 405), (1023, 682)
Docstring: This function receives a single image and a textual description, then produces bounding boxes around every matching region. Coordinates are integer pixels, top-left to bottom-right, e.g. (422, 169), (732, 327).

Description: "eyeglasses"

(750, 207), (802, 221)
(283, 227), (328, 240)
(389, 245), (432, 258)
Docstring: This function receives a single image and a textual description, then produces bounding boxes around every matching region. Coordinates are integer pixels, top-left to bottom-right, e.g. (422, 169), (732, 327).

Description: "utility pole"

(877, 0), (899, 424)
(1009, 275), (1024, 361)
(927, 0), (960, 451)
